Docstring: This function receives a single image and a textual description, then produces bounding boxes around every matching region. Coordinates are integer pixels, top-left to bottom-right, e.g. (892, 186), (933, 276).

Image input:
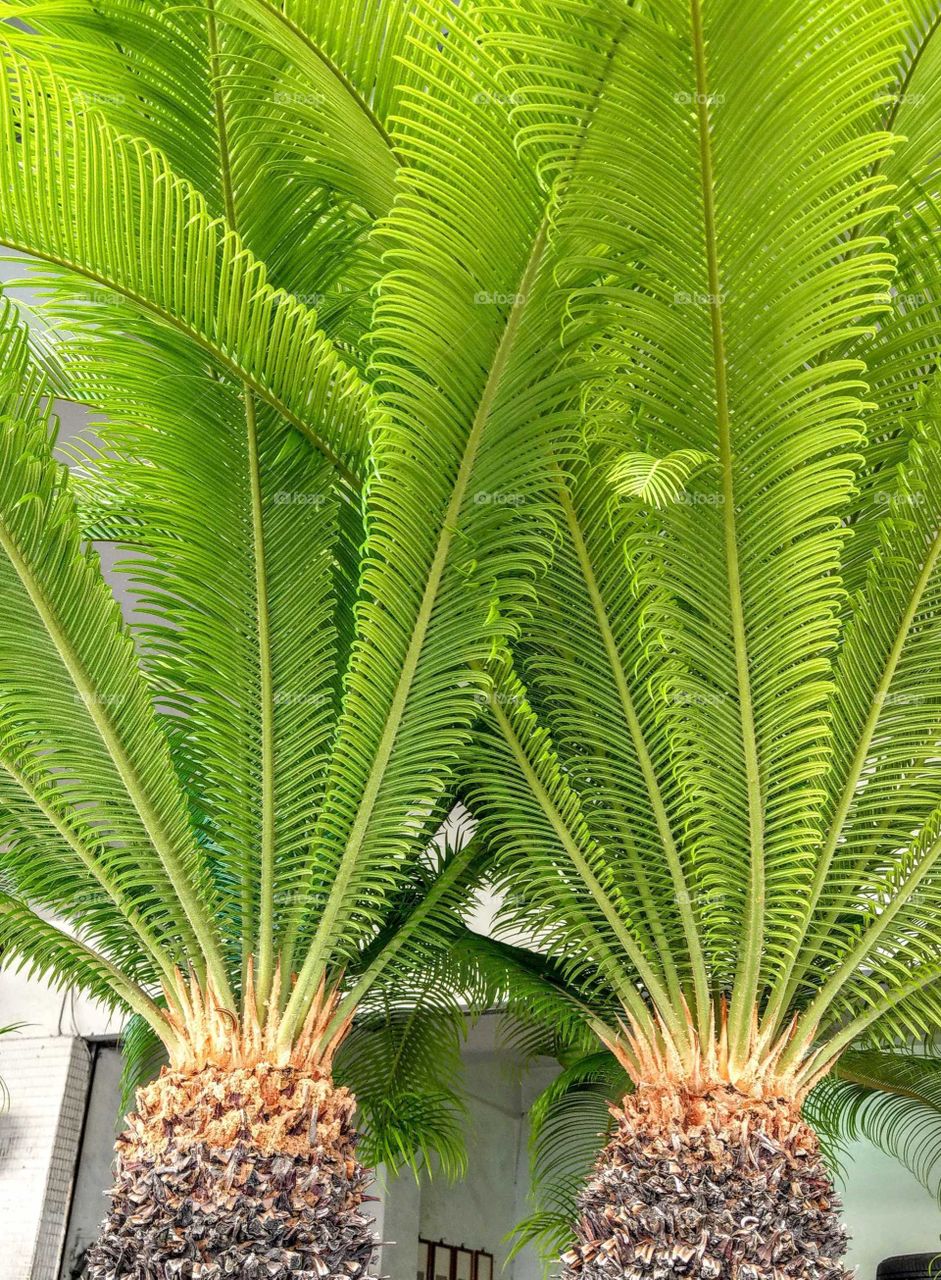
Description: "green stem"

(0, 238), (363, 490)
(689, 0), (765, 1063)
(244, 391), (278, 1011)
(485, 676), (676, 1045)
(0, 753), (179, 988)
(783, 825), (941, 1072)
(765, 524), (941, 1036)
(205, 0), (279, 1013)
(556, 474), (711, 1030)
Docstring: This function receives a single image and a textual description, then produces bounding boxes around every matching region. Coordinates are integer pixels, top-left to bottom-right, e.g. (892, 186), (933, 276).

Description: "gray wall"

(58, 1047), (123, 1279)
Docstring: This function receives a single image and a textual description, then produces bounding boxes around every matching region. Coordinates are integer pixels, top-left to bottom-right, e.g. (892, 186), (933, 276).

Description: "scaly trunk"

(562, 1082), (850, 1280)
(564, 1010), (851, 1280)
(85, 966), (376, 1279)
(84, 1060), (377, 1280)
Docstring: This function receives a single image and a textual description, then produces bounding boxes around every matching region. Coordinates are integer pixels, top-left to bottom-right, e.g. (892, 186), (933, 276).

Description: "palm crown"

(440, 0), (941, 1260)
(0, 0), (563, 1175)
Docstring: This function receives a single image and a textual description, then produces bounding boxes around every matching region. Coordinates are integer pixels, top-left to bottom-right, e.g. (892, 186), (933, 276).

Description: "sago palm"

(0, 276), (493, 1275)
(443, 1), (941, 1276)
(0, 0), (562, 1274)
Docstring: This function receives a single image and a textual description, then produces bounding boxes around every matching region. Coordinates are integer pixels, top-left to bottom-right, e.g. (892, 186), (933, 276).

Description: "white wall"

(0, 1035), (90, 1280)
(840, 1137), (941, 1277)
(416, 1018), (543, 1279)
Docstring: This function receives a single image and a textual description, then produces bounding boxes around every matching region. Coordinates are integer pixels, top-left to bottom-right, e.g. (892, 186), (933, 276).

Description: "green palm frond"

(0, 891), (168, 1033)
(64, 330), (348, 992)
(1, 0), (571, 1175)
(508, 1050), (629, 1263)
(8, 0), (941, 1196)
(0, 295), (230, 998)
(0, 42), (369, 485)
(607, 449), (711, 509)
(275, 0), (601, 1042)
(337, 978), (468, 1179)
(832, 4), (941, 590)
(806, 1048), (941, 1199)
(446, 929), (605, 1066)
(458, 0), (941, 1084)
(439, 3), (941, 1205)
(463, 657), (669, 1034)
(215, 0), (400, 216)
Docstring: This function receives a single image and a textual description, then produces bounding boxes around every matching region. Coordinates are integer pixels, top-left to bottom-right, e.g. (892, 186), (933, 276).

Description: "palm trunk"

(84, 1061), (377, 1280)
(562, 1083), (850, 1280)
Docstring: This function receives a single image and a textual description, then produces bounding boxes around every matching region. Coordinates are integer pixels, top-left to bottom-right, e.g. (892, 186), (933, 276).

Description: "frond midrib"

(0, 752), (177, 987)
(689, 0), (765, 1060)
(280, 216), (552, 1044)
(768, 521), (941, 1032)
(206, 0), (278, 1011)
(0, 235), (363, 490)
(0, 513), (233, 1005)
(483, 682), (673, 1041)
(555, 474), (711, 1029)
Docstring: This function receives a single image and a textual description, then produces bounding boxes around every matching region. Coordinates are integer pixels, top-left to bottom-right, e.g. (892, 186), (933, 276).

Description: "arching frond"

(508, 1050), (629, 1263)
(464, 0), (907, 1071)
(58, 314), (351, 989)
(337, 975), (468, 1179)
(0, 892), (169, 1036)
(0, 44), (371, 484)
(276, 0), (596, 1042)
(0, 295), (229, 998)
(807, 1048), (941, 1199)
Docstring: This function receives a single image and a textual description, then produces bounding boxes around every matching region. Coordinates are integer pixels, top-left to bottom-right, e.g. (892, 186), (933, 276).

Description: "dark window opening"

(418, 1237), (494, 1280)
